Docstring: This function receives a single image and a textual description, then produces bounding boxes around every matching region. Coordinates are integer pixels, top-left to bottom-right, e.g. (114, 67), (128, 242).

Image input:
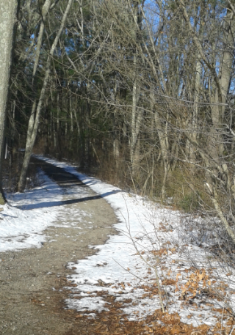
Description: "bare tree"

(18, 0), (73, 192)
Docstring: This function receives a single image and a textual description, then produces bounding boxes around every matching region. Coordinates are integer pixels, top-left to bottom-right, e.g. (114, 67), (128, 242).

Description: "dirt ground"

(0, 158), (117, 334)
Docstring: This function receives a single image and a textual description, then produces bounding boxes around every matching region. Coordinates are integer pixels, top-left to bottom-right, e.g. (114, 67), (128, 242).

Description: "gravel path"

(0, 158), (117, 334)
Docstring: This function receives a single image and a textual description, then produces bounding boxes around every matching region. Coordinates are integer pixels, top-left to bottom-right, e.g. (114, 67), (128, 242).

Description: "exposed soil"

(0, 158), (117, 334)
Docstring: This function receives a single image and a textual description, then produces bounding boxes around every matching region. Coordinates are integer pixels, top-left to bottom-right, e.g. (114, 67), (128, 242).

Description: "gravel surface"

(0, 158), (117, 334)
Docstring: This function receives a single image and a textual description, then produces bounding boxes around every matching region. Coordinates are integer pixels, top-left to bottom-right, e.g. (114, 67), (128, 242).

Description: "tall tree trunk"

(209, 8), (235, 159)
(155, 111), (170, 201)
(130, 66), (141, 175)
(189, 55), (202, 164)
(130, 3), (142, 176)
(0, 0), (17, 204)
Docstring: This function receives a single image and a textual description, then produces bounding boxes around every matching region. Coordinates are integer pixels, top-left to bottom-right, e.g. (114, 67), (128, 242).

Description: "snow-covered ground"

(1, 154), (235, 333)
(0, 170), (63, 252)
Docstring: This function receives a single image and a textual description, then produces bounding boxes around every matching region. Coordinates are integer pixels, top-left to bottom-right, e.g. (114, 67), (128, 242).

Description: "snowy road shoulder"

(0, 171), (63, 252)
(0, 170), (63, 252)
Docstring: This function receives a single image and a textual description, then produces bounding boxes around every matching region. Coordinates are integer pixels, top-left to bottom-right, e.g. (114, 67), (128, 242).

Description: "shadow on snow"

(15, 190), (120, 211)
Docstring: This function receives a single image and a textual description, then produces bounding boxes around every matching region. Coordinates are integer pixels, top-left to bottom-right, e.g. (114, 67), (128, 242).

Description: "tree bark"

(0, 0), (17, 203)
(130, 2), (142, 176)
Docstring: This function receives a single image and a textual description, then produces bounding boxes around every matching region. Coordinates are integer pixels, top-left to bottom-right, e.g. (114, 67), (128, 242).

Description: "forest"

(0, 0), (235, 248)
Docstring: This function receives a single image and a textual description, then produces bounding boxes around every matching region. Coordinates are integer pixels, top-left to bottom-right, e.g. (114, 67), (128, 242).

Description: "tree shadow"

(16, 190), (120, 211)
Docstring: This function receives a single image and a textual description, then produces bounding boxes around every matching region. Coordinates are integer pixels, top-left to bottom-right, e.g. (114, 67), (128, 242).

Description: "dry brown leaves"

(74, 306), (213, 335)
(63, 286), (235, 335)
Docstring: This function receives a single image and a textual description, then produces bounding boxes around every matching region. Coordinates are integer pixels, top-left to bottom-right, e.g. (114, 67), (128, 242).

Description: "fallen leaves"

(162, 279), (176, 286)
(175, 269), (212, 300)
(63, 238), (235, 335)
(151, 248), (168, 257)
(77, 306), (212, 335)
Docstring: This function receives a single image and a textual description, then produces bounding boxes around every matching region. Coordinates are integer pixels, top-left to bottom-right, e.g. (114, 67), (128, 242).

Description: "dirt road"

(0, 158), (117, 334)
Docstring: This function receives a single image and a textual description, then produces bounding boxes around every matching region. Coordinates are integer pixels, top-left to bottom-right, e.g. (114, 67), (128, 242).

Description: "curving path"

(0, 158), (117, 334)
